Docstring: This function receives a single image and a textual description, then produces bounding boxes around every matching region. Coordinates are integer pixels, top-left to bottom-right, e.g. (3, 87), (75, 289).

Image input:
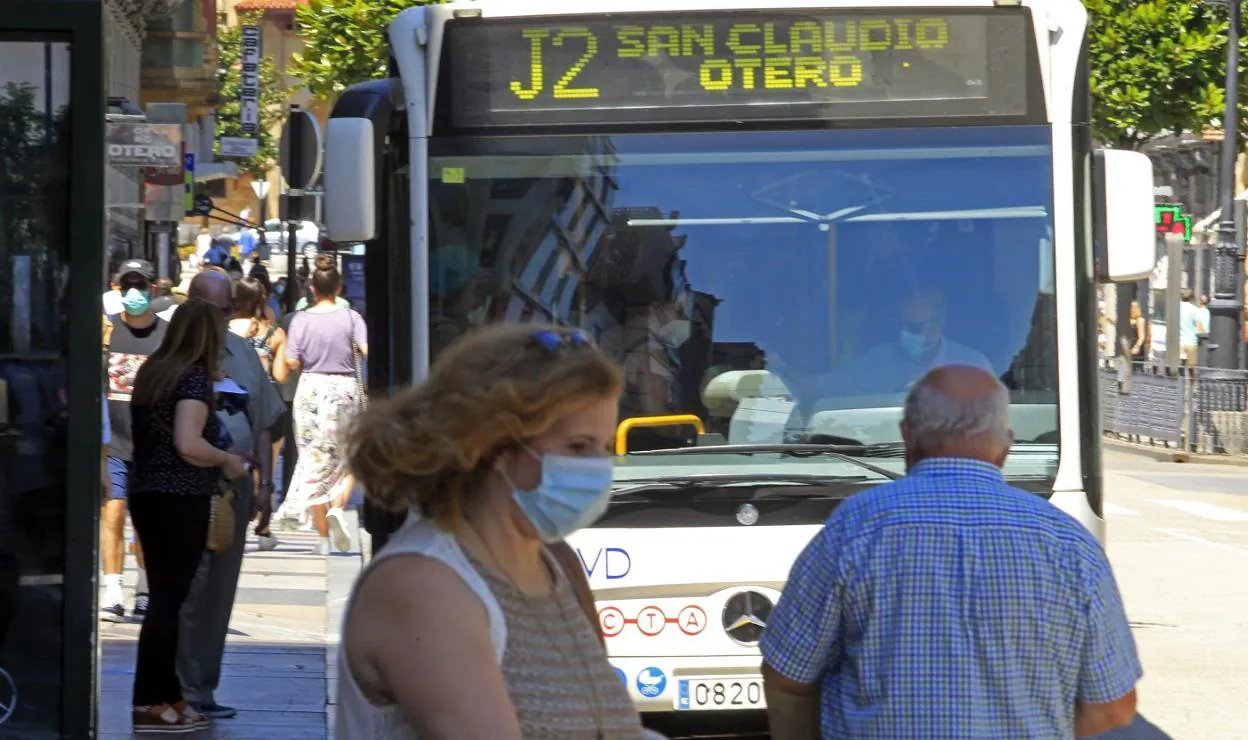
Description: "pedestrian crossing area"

(1104, 498), (1248, 523)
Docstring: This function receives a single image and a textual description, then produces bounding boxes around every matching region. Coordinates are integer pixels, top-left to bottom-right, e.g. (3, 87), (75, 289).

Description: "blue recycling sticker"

(614, 666), (627, 686)
(636, 666), (666, 698)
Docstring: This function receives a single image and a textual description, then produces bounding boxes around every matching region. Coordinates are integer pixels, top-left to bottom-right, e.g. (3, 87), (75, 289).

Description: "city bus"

(322, 0), (1155, 727)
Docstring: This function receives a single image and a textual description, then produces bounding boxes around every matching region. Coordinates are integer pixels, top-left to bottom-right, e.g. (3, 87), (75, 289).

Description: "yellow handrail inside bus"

(615, 414), (706, 456)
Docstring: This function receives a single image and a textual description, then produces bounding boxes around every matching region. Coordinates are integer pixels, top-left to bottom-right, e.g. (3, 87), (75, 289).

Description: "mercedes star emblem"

(722, 590), (773, 646)
(0, 666), (16, 726)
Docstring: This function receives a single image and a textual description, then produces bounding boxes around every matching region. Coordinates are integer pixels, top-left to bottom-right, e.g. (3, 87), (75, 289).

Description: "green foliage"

(0, 83), (53, 250)
(290, 0), (444, 102)
(1086, 0), (1228, 148)
(215, 14), (287, 176)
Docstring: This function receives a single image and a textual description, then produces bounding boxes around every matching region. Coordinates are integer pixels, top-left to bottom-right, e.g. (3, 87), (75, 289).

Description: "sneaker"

(256, 533), (279, 551)
(313, 538), (329, 556)
(325, 507), (353, 553)
(189, 701), (236, 719)
(132, 594), (149, 621)
(100, 601), (126, 623)
(271, 515), (309, 533)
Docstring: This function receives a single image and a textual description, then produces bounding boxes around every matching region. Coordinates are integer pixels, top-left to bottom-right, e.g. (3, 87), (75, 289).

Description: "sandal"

(173, 700), (209, 723)
(132, 703), (209, 733)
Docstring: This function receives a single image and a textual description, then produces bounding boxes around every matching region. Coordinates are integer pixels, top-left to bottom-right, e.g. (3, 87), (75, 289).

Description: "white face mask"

(502, 446), (614, 543)
(899, 329), (933, 358)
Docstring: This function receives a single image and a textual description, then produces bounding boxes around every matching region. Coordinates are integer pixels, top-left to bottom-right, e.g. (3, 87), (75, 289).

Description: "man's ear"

(994, 430), (1016, 468)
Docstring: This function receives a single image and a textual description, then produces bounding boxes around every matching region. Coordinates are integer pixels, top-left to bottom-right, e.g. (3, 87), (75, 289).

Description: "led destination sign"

(445, 10), (1034, 128)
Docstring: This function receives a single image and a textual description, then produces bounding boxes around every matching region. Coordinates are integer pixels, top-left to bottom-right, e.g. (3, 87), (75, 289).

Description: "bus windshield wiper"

(626, 444), (902, 481)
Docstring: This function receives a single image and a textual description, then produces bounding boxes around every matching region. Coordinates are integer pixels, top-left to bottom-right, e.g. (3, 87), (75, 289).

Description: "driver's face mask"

(899, 318), (940, 358)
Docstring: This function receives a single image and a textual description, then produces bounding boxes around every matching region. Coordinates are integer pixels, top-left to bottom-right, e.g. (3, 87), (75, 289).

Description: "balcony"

(139, 0), (218, 117)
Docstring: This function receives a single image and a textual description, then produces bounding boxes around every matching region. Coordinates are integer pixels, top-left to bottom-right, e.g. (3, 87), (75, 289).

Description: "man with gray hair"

(175, 270), (286, 719)
(760, 365), (1140, 739)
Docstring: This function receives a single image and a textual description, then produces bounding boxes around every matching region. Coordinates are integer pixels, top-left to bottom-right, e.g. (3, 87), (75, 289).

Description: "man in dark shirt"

(148, 277), (177, 315)
(102, 259), (168, 622)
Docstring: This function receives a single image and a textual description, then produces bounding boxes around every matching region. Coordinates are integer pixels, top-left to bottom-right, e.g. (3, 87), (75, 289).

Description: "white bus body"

(324, 0), (1155, 723)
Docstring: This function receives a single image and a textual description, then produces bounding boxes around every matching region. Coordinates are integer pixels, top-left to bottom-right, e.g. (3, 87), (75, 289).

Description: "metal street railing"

(1100, 358), (1248, 455)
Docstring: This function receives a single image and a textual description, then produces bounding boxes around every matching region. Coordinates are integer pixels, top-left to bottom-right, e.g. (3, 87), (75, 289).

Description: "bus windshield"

(428, 125), (1058, 481)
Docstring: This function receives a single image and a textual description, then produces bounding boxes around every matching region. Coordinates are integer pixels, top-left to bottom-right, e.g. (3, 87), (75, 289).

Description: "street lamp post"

(1212, 0), (1246, 369)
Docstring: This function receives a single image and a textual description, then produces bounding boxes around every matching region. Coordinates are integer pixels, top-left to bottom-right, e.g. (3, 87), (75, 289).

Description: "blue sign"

(613, 666), (627, 687)
(636, 667), (666, 698)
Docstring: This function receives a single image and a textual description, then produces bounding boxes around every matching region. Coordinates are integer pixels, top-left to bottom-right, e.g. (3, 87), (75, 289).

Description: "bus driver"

(801, 290), (994, 401)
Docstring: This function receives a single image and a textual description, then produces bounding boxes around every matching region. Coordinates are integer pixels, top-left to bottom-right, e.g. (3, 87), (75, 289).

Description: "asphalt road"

(1095, 447), (1248, 740)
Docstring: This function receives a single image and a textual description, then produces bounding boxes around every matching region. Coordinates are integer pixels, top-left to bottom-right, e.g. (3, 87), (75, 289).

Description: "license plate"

(675, 676), (766, 711)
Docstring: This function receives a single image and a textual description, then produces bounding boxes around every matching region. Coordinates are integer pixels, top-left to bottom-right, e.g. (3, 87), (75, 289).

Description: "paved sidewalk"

(99, 513), (364, 739)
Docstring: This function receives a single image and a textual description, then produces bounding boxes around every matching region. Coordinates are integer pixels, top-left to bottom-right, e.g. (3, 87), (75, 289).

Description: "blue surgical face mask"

(274, 284), (285, 297)
(121, 288), (150, 316)
(899, 329), (931, 359)
(504, 447), (614, 543)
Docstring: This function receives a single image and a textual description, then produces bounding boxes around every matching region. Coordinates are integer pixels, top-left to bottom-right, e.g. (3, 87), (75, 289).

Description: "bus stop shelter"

(0, 1), (106, 737)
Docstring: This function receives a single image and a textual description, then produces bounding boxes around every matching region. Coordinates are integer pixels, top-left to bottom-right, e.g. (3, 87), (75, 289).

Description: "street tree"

(290, 0), (443, 102)
(216, 13), (287, 176)
(1086, 0), (1227, 148)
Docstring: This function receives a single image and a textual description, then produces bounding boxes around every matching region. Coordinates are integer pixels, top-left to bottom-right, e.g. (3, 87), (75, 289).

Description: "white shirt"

(808, 336), (994, 399)
(102, 290), (123, 316)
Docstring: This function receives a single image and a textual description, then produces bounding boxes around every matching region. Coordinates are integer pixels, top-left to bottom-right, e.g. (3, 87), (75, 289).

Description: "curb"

(1103, 437), (1248, 467)
(324, 506), (364, 739)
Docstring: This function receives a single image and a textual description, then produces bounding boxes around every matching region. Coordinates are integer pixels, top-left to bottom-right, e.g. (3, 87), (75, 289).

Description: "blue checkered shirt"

(760, 457), (1142, 739)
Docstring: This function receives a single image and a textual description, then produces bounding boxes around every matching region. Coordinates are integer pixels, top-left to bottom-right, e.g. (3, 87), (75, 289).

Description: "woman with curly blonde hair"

(336, 323), (655, 739)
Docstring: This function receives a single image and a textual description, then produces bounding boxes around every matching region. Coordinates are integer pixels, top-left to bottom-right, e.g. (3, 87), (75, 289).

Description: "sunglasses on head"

(530, 328), (590, 353)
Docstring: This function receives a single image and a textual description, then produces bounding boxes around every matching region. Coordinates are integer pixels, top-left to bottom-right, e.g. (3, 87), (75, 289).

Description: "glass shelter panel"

(0, 37), (73, 737)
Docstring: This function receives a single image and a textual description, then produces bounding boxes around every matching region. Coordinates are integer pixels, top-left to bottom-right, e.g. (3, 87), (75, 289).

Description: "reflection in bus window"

(0, 38), (74, 736)
(428, 126), (1058, 464)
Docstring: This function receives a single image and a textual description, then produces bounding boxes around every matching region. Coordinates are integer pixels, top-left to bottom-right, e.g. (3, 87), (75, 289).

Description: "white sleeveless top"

(334, 510), (506, 739)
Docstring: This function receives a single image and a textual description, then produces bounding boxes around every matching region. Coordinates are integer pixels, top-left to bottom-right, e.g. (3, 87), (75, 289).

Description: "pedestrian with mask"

(102, 259), (164, 622)
(171, 270), (286, 720)
(760, 365), (1140, 739)
(336, 323), (651, 739)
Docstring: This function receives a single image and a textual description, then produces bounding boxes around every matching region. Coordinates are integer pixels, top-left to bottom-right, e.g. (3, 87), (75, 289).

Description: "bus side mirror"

(1093, 149), (1156, 283)
(325, 117), (377, 242)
